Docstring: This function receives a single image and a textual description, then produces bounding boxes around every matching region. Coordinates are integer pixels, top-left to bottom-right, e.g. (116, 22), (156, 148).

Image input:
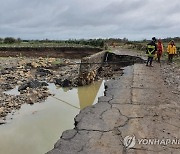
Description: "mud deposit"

(0, 57), (80, 122)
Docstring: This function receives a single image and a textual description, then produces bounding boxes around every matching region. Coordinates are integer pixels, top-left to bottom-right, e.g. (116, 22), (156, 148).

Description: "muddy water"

(0, 80), (104, 154)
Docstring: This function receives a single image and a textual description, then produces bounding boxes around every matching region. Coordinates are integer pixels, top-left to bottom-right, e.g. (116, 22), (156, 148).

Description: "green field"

(0, 38), (105, 48)
(0, 42), (92, 48)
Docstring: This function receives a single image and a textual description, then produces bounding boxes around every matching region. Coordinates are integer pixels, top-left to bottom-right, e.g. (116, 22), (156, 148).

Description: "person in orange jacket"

(157, 39), (164, 63)
(167, 40), (177, 63)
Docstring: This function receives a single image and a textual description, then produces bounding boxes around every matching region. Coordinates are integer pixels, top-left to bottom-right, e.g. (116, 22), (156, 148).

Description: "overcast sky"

(0, 0), (180, 40)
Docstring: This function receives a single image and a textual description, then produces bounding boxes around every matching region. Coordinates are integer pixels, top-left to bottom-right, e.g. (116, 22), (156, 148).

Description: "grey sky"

(0, 0), (180, 40)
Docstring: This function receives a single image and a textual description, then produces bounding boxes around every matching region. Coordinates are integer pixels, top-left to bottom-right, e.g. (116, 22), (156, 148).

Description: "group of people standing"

(146, 37), (177, 66)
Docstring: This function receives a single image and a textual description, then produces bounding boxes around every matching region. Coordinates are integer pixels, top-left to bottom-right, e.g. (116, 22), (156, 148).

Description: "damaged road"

(47, 50), (180, 154)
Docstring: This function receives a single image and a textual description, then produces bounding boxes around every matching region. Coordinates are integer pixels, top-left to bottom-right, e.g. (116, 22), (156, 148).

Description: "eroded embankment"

(0, 47), (102, 58)
(78, 51), (144, 85)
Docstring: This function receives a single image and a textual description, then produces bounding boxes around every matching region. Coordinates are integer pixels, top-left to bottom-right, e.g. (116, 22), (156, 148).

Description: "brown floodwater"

(0, 80), (104, 154)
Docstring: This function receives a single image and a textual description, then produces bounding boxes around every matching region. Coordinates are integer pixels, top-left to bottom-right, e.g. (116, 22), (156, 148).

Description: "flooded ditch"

(0, 80), (105, 154)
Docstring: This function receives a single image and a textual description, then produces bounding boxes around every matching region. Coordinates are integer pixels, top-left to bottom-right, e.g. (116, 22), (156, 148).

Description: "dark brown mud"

(0, 47), (102, 58)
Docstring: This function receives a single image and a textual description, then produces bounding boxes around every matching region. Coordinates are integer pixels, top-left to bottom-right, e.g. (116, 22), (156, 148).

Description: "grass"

(173, 56), (180, 66)
(0, 42), (94, 48)
(51, 59), (63, 65)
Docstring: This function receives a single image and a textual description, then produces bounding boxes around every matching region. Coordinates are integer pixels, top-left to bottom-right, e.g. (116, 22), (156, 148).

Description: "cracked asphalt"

(47, 51), (180, 154)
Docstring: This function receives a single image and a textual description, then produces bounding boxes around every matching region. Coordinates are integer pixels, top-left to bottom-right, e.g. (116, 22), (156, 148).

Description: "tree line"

(0, 37), (22, 44)
(1, 36), (180, 48)
(0, 37), (105, 48)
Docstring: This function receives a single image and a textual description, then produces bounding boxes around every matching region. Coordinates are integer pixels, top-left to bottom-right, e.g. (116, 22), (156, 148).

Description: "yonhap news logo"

(123, 135), (180, 149)
(123, 135), (136, 149)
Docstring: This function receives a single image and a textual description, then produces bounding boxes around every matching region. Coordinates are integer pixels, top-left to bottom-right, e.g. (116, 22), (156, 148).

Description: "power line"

(51, 95), (80, 110)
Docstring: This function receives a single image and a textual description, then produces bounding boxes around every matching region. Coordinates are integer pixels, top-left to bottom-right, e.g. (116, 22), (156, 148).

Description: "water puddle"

(123, 65), (134, 76)
(4, 85), (20, 95)
(0, 80), (105, 154)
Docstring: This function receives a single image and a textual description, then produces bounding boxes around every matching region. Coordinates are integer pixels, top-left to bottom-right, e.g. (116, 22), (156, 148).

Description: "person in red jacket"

(157, 39), (164, 63)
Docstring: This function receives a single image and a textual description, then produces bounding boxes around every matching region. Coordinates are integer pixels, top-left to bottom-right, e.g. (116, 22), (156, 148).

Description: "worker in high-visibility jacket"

(167, 40), (177, 63)
(146, 37), (157, 67)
